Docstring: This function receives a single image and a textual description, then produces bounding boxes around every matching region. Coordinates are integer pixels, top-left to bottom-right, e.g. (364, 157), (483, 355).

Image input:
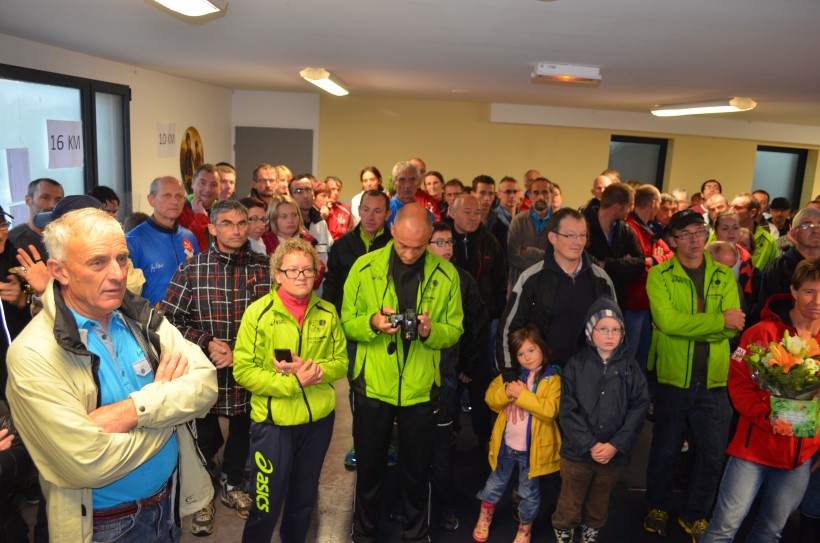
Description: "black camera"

(387, 309), (418, 341)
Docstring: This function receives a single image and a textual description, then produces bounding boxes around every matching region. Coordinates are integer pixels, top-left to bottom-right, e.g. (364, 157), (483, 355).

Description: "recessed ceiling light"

(651, 97), (757, 117)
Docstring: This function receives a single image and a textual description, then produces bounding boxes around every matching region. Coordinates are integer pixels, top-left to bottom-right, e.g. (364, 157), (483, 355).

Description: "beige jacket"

(6, 280), (217, 543)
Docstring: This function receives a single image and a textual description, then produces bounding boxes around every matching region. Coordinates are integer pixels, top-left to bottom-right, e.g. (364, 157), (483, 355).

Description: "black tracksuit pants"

(242, 413), (334, 543)
(352, 394), (435, 543)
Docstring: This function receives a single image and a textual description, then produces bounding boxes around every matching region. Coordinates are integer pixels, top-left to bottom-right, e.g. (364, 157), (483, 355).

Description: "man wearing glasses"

(643, 209), (745, 541)
(499, 207), (615, 374)
(754, 207), (820, 320)
(289, 174), (333, 265)
(161, 200), (272, 536)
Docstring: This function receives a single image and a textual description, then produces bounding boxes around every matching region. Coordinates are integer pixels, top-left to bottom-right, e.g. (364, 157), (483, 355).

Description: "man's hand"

(0, 276), (25, 308)
(89, 398), (138, 433)
(0, 428), (14, 451)
(295, 359), (324, 387)
(191, 196), (207, 216)
(208, 339), (233, 369)
(653, 245), (666, 260)
(417, 310), (432, 338)
(590, 442), (618, 464)
(15, 246), (50, 295)
(458, 371), (472, 384)
(154, 352), (189, 383)
(723, 308), (746, 331)
(371, 307), (400, 335)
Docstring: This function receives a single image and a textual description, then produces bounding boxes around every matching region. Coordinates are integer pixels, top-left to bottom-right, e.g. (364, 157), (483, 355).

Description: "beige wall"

(0, 32), (232, 212)
(319, 95), (820, 209)
(3, 30), (818, 212)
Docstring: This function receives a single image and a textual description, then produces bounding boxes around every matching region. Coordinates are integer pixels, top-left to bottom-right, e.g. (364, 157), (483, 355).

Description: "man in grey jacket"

(506, 177), (553, 291)
(6, 207), (217, 543)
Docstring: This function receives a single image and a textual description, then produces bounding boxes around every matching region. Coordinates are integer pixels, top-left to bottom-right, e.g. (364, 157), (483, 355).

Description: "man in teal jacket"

(342, 203), (464, 543)
(643, 209), (745, 542)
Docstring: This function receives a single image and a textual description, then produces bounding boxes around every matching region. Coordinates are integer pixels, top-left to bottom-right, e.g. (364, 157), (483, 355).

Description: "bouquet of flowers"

(743, 330), (820, 437)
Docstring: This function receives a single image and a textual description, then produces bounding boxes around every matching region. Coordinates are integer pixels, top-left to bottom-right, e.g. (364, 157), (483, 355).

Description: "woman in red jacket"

(702, 259), (820, 542)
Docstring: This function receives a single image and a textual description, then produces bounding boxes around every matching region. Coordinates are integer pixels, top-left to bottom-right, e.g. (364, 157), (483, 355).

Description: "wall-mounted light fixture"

(300, 68), (349, 96)
(531, 63), (601, 87)
(651, 97), (757, 117)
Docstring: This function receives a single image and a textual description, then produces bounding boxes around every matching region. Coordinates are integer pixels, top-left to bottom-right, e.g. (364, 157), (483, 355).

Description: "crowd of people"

(0, 158), (819, 543)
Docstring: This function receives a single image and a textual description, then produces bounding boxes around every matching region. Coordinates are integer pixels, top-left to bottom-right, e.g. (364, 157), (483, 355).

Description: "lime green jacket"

(647, 252), (740, 389)
(341, 242), (464, 406)
(233, 290), (348, 425)
(752, 225), (779, 270)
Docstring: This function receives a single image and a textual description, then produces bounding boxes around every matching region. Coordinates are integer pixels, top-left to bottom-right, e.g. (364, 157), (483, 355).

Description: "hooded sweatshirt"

(558, 296), (650, 465)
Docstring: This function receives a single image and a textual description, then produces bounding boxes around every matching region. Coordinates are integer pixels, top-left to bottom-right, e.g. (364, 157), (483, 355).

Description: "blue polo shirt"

(387, 196), (435, 229)
(71, 309), (178, 509)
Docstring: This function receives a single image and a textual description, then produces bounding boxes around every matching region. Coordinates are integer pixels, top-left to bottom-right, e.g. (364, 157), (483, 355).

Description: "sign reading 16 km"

(46, 119), (84, 169)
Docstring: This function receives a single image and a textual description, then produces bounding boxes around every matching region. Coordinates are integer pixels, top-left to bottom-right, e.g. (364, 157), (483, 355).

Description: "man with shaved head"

(342, 203), (464, 543)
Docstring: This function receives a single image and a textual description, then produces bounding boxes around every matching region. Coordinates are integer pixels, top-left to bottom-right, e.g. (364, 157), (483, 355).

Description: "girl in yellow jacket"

(472, 325), (561, 543)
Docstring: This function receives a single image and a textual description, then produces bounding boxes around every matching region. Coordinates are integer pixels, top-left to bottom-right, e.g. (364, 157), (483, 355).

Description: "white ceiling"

(2, 0), (820, 126)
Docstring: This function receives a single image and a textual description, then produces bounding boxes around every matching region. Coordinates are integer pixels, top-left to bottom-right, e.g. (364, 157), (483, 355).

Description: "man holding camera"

(342, 203), (464, 543)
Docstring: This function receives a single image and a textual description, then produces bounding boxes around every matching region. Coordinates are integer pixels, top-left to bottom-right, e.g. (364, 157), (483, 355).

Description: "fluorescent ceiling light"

(151, 0), (224, 17)
(651, 97), (757, 117)
(531, 63), (601, 87)
(300, 68), (349, 97)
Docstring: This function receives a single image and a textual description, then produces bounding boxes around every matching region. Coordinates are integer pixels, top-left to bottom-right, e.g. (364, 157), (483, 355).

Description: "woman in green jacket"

(233, 238), (348, 543)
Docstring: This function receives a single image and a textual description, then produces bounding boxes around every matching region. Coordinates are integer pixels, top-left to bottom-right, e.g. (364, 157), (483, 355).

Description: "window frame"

(0, 62), (132, 212)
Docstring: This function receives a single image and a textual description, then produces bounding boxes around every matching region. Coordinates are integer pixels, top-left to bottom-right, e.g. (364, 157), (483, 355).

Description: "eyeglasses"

(500, 189), (519, 196)
(291, 187), (313, 195)
(278, 267), (318, 279)
(673, 230), (707, 241)
(429, 239), (455, 247)
(797, 223), (820, 231)
(593, 327), (623, 336)
(554, 232), (587, 241)
(248, 217), (268, 224)
(215, 220), (249, 229)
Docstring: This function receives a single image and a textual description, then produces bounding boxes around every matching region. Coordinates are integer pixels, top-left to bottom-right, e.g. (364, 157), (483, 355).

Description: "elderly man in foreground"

(6, 208), (217, 543)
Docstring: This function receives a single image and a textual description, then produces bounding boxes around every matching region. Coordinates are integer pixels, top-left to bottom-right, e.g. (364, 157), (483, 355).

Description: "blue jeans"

(802, 452), (820, 517)
(646, 383), (731, 520)
(92, 491), (180, 543)
(624, 309), (652, 373)
(477, 445), (539, 524)
(703, 456), (812, 543)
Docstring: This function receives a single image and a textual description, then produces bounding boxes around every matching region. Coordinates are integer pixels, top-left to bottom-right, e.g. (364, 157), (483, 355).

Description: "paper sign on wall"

(157, 122), (176, 157)
(47, 120), (84, 169)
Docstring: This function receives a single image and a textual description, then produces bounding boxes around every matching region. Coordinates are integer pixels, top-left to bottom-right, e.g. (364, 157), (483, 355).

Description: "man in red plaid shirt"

(161, 199), (272, 536)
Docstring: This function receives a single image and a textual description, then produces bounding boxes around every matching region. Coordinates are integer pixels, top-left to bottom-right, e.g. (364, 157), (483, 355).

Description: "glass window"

(609, 135), (668, 189)
(752, 146), (807, 207)
(0, 64), (131, 225)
